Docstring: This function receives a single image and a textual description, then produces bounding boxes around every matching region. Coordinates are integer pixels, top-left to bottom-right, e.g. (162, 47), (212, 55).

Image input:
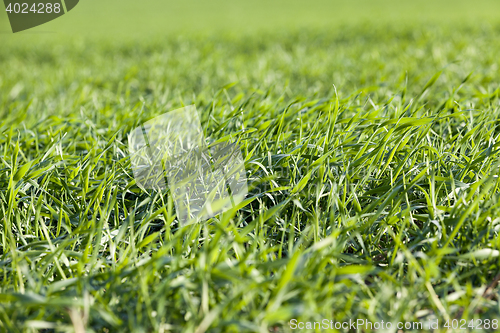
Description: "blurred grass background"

(2, 0), (500, 39)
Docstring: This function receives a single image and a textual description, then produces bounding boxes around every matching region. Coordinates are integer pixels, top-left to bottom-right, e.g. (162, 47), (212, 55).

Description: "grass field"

(2, 1), (500, 332)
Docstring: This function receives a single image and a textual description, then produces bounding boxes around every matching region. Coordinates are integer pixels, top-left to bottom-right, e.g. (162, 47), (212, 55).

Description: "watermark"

(128, 105), (248, 225)
(3, 0), (79, 33)
(289, 318), (499, 331)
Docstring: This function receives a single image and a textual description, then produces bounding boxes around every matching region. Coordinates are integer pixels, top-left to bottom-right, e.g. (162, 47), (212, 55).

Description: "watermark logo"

(128, 105), (248, 225)
(3, 0), (79, 33)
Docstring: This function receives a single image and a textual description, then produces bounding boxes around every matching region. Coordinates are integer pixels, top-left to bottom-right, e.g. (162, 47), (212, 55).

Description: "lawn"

(2, 1), (500, 332)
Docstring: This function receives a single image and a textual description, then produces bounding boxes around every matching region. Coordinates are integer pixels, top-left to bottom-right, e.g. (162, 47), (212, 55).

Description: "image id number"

(6, 3), (61, 14)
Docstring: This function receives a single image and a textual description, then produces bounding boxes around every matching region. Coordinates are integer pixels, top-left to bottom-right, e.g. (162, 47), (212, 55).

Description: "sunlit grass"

(1, 23), (500, 332)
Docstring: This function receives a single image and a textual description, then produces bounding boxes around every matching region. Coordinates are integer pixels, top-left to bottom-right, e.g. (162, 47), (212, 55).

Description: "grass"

(2, 4), (500, 332)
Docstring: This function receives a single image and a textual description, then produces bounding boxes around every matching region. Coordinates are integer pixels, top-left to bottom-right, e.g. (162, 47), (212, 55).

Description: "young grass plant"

(1, 23), (500, 332)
